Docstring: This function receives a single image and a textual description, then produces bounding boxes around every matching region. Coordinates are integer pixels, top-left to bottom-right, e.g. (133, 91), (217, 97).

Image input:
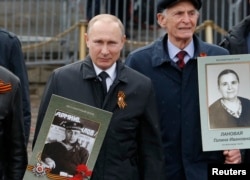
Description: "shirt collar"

(167, 39), (195, 63)
(93, 62), (117, 81)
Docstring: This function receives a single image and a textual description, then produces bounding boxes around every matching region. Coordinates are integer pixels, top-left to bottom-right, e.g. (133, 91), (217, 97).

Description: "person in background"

(87, 0), (131, 37)
(86, 0), (101, 21)
(209, 69), (250, 128)
(87, 0), (130, 22)
(33, 14), (165, 179)
(0, 29), (31, 146)
(219, 15), (250, 164)
(219, 15), (250, 55)
(125, 0), (242, 179)
(41, 121), (89, 177)
(0, 65), (28, 179)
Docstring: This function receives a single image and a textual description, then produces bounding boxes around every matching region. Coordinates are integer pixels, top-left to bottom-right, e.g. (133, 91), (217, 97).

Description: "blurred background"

(0, 0), (248, 67)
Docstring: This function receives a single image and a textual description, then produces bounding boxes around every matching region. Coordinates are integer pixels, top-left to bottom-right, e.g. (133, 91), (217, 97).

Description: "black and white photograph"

(41, 109), (100, 177)
(206, 64), (250, 129)
(24, 95), (112, 179)
(198, 54), (250, 151)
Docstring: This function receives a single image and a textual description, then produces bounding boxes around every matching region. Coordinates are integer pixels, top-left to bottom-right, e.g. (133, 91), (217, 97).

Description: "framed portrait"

(198, 54), (250, 151)
(24, 94), (112, 179)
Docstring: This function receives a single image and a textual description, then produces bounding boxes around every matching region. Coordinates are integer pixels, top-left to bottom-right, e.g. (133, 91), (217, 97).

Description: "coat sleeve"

(5, 78), (28, 179)
(9, 35), (31, 145)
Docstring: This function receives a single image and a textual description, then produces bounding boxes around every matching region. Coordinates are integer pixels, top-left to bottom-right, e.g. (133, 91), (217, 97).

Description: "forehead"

(89, 20), (122, 36)
(220, 73), (237, 80)
(88, 23), (123, 43)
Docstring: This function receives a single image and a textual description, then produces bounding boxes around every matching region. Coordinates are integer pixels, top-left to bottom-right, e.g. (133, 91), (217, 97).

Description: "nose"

(227, 84), (232, 90)
(182, 13), (191, 23)
(101, 44), (109, 55)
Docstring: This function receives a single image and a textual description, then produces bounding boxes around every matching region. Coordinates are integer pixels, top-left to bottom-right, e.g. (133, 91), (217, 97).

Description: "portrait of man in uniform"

(40, 110), (100, 177)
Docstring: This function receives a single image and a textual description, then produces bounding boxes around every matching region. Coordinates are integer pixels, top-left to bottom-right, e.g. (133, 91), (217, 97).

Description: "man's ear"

(157, 13), (166, 28)
(85, 33), (89, 47)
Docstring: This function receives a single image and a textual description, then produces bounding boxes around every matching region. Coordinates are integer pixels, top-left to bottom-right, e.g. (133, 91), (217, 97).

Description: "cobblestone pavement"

(27, 94), (41, 161)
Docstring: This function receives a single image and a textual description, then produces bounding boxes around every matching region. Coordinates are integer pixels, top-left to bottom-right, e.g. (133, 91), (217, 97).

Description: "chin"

(99, 63), (111, 70)
(177, 37), (192, 42)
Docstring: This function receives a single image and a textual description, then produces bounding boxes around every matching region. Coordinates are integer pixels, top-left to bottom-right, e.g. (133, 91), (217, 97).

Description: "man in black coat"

(33, 14), (165, 179)
(219, 15), (250, 164)
(0, 29), (31, 145)
(0, 66), (28, 179)
(219, 15), (250, 54)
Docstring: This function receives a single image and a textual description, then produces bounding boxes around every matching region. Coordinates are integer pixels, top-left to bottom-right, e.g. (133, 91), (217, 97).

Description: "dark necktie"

(176, 51), (186, 69)
(99, 71), (109, 96)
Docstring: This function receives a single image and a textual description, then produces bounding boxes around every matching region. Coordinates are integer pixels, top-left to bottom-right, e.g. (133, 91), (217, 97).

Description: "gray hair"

(87, 14), (125, 36)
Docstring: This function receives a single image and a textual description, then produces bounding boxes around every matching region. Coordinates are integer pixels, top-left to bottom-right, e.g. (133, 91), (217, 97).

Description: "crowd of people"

(1, 0), (250, 179)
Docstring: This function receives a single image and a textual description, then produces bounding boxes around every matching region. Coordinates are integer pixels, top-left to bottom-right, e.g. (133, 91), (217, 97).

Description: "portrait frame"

(198, 54), (250, 151)
(24, 94), (112, 179)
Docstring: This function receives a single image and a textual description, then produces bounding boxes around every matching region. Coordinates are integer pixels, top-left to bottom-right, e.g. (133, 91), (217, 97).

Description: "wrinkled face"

(218, 73), (239, 100)
(65, 129), (80, 144)
(85, 20), (125, 70)
(157, 1), (199, 43)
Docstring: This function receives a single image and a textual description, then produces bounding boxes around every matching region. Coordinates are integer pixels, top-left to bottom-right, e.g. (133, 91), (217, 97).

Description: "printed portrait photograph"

(206, 62), (250, 129)
(40, 109), (100, 177)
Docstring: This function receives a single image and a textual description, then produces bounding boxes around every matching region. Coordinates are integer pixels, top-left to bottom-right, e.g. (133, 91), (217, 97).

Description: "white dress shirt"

(93, 63), (117, 92)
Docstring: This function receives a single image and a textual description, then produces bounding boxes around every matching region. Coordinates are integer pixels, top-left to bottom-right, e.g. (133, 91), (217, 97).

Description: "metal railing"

(0, 0), (248, 66)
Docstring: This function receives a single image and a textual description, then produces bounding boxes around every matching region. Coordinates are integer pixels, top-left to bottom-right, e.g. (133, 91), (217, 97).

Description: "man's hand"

(223, 149), (241, 164)
(44, 157), (56, 169)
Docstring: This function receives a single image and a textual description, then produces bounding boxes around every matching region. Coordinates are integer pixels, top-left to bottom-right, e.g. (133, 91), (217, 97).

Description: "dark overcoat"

(33, 57), (165, 180)
(219, 15), (250, 54)
(218, 15), (250, 164)
(125, 34), (230, 180)
(0, 66), (27, 179)
(0, 29), (31, 145)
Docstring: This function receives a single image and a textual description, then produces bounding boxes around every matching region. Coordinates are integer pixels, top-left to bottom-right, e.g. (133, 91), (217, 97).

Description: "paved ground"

(27, 94), (41, 161)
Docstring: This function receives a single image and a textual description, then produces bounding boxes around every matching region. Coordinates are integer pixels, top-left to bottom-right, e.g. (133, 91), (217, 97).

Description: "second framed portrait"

(198, 54), (250, 151)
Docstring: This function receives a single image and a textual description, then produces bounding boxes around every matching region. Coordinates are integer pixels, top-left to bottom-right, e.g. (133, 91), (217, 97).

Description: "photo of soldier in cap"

(40, 110), (91, 177)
